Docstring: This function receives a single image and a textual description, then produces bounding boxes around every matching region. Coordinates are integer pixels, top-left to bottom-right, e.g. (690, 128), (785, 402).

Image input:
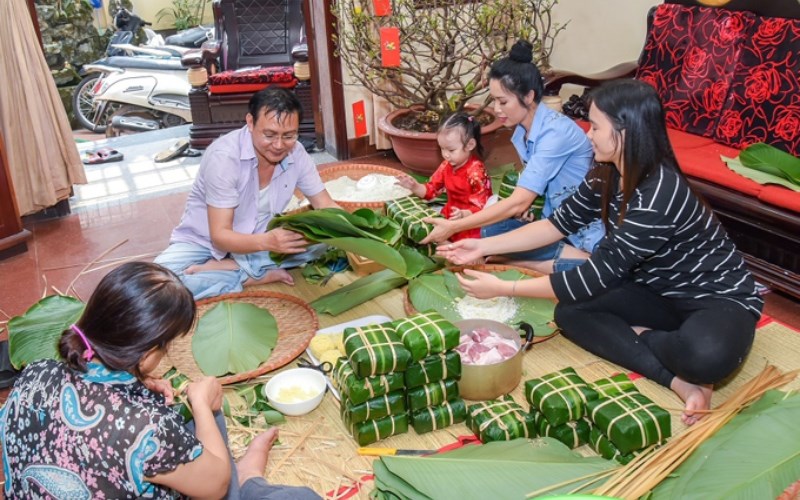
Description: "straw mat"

(220, 272), (800, 499)
(155, 291), (318, 385)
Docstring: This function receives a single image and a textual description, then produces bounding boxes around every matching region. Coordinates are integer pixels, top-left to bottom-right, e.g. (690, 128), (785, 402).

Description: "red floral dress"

(423, 155), (492, 241)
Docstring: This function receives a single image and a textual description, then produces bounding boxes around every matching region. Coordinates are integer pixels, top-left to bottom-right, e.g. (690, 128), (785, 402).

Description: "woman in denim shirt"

(423, 40), (604, 273)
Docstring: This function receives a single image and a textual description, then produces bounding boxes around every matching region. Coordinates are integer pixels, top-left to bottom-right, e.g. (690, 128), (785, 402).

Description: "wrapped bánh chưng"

(525, 367), (599, 427)
(344, 323), (411, 377)
(406, 378), (460, 412)
(393, 311), (460, 362)
(466, 395), (536, 443)
(589, 425), (638, 465)
(591, 374), (637, 399)
(587, 390), (671, 455)
(498, 171), (543, 219)
(350, 413), (409, 446)
(341, 390), (407, 426)
(404, 351), (462, 389)
(531, 410), (590, 450)
(332, 358), (405, 405)
(386, 196), (441, 243)
(410, 398), (467, 434)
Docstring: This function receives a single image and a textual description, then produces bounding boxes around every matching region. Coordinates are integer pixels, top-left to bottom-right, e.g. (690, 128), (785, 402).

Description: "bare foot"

(244, 268), (294, 287)
(670, 377), (713, 426)
(237, 427), (279, 485)
(185, 258), (239, 275)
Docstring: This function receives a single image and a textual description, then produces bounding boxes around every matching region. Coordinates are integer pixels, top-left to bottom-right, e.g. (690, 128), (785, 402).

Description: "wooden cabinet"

(0, 130), (31, 258)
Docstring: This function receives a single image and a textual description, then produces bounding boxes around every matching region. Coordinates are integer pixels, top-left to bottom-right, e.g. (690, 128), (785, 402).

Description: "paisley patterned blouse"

(0, 360), (202, 499)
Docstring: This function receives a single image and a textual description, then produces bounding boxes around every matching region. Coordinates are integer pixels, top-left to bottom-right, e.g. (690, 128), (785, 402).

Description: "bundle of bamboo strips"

(592, 365), (798, 499)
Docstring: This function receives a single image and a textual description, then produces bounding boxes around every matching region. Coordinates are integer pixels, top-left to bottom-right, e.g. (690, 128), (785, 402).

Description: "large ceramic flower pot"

(378, 104), (504, 175)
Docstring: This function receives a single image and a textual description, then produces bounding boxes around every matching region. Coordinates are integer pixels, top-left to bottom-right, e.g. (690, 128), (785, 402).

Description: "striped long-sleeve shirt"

(548, 165), (763, 317)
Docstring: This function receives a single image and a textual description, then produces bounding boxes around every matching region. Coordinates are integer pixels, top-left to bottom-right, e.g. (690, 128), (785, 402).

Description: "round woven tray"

(403, 264), (559, 344)
(321, 163), (409, 213)
(155, 291), (319, 385)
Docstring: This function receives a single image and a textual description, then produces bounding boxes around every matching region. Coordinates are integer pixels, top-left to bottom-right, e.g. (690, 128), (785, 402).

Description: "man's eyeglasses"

(263, 133), (299, 145)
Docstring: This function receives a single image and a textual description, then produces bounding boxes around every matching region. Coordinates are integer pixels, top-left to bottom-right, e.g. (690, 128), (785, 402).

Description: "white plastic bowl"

(264, 368), (327, 416)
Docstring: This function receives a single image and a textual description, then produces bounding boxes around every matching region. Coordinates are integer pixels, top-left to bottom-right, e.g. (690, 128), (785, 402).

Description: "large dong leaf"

(722, 155), (800, 192)
(650, 390), (800, 500)
(738, 143), (800, 185)
(311, 269), (408, 316)
(372, 438), (614, 499)
(269, 208), (401, 245)
(8, 295), (85, 370)
(192, 302), (279, 377)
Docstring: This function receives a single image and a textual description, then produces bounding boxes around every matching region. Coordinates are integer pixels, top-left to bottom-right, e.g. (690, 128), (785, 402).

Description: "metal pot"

(456, 319), (530, 401)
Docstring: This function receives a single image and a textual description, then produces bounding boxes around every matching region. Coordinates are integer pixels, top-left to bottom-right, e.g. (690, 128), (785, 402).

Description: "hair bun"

(509, 40), (534, 64)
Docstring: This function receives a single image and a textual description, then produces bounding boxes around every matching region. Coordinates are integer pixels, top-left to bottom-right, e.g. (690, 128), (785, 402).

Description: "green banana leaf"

(407, 270), (557, 335)
(269, 208), (402, 245)
(488, 162), (517, 195)
(739, 143), (800, 185)
(372, 437), (614, 499)
(650, 390), (800, 500)
(722, 155), (800, 192)
(192, 302), (279, 377)
(310, 269), (409, 316)
(8, 295), (85, 370)
(322, 239), (439, 278)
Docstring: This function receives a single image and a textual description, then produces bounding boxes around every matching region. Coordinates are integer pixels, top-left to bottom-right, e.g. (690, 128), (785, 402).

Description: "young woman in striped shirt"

(438, 79), (763, 425)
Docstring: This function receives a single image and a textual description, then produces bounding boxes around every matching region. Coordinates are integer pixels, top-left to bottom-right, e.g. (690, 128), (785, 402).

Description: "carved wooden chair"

(182, 0), (313, 149)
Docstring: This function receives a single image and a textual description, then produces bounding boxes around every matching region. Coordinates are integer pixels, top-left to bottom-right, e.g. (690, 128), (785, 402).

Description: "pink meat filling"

(456, 327), (518, 365)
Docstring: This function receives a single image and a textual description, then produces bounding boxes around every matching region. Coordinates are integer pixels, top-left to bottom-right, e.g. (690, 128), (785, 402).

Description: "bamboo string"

(65, 239), (129, 296)
(270, 421), (319, 475)
(525, 467), (619, 498)
(40, 251), (157, 273)
(593, 365), (798, 499)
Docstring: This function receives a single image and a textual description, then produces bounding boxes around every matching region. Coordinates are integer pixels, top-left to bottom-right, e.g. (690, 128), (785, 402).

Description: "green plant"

(332, 0), (567, 125)
(156, 0), (209, 31)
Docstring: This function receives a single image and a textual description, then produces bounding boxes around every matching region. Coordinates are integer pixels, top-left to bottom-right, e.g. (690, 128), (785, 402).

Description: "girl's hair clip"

(467, 116), (474, 122)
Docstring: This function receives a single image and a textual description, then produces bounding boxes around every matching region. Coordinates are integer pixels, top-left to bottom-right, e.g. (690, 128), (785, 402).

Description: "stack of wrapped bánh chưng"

(525, 367), (599, 449)
(465, 395), (537, 442)
(385, 196), (440, 256)
(586, 374), (671, 463)
(339, 322), (412, 446)
(393, 311), (466, 434)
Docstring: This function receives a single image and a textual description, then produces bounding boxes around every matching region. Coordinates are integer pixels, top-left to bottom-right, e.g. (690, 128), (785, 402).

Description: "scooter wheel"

(73, 75), (118, 134)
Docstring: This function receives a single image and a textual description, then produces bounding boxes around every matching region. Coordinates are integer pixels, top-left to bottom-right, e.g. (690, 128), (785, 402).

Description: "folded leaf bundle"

(386, 196), (441, 243)
(404, 351), (462, 389)
(531, 410), (590, 450)
(466, 395), (536, 443)
(406, 378), (460, 412)
(739, 143), (800, 186)
(410, 398), (467, 434)
(332, 357), (406, 405)
(589, 425), (637, 465)
(392, 311), (460, 361)
(268, 207), (401, 246)
(525, 367), (599, 427)
(310, 268), (408, 316)
(587, 390), (671, 455)
(344, 323), (412, 377)
(591, 373), (637, 399)
(498, 170), (544, 219)
(351, 413), (409, 446)
(341, 390), (407, 426)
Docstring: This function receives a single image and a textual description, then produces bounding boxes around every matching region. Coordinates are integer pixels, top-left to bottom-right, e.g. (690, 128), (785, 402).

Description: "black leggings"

(554, 282), (757, 388)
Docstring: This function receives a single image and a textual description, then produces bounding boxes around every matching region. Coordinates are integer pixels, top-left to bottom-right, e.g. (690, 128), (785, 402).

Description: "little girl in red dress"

(399, 112), (492, 241)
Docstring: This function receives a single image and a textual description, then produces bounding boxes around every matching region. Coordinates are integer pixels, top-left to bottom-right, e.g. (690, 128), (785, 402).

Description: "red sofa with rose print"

(547, 1), (800, 298)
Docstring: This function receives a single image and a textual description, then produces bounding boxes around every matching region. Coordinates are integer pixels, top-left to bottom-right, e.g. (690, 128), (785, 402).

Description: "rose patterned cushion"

(714, 17), (800, 156)
(636, 4), (754, 138)
(208, 66), (297, 94)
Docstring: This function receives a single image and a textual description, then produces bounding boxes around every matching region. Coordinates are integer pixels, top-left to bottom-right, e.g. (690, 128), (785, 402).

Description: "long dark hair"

(439, 111), (484, 159)
(488, 40), (545, 106)
(586, 79), (680, 228)
(59, 262), (196, 379)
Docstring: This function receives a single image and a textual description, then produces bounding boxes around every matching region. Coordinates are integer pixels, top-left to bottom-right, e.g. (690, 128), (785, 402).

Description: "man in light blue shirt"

(155, 88), (338, 298)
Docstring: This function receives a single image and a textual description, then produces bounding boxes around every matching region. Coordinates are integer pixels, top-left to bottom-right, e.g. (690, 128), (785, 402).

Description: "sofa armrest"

(181, 40), (222, 70)
(545, 61), (639, 95)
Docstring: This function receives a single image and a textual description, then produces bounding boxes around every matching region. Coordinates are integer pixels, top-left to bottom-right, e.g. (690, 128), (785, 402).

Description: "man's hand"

(436, 238), (484, 265)
(187, 376), (223, 412)
(455, 269), (508, 299)
(421, 217), (457, 244)
(263, 227), (309, 254)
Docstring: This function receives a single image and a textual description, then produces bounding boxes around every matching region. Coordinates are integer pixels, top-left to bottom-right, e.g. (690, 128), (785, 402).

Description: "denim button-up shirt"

(170, 126), (324, 259)
(513, 104), (605, 252)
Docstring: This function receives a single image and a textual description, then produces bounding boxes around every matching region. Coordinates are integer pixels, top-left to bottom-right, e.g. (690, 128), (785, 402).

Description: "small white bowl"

(264, 368), (327, 416)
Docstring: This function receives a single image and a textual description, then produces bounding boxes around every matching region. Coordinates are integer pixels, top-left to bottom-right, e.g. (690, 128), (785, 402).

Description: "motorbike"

(72, 6), (211, 136)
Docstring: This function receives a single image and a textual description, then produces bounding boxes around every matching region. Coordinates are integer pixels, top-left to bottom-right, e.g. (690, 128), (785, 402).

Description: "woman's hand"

(422, 217), (457, 244)
(143, 377), (175, 405)
(187, 376), (223, 412)
(456, 269), (509, 299)
(436, 239), (484, 265)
